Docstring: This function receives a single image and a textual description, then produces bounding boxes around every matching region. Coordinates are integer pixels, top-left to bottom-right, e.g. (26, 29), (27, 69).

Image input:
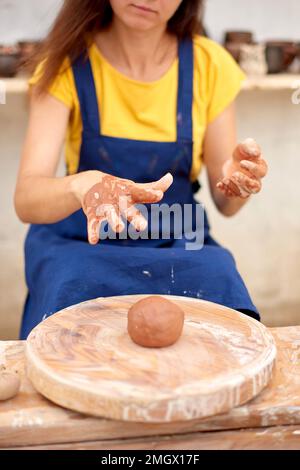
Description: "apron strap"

(177, 38), (194, 143)
(72, 52), (100, 135)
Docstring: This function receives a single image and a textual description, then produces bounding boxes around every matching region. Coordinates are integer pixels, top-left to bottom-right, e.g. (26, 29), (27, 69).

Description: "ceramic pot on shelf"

(265, 41), (298, 73)
(224, 31), (254, 64)
(239, 44), (268, 76)
(18, 40), (40, 65)
(0, 45), (21, 78)
(224, 31), (253, 44)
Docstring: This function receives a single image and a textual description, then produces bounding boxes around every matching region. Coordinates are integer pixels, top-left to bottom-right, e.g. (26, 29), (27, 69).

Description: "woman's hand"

(216, 138), (268, 199)
(71, 170), (173, 244)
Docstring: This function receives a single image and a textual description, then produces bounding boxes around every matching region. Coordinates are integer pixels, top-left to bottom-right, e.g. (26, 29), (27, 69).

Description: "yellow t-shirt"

(29, 36), (245, 180)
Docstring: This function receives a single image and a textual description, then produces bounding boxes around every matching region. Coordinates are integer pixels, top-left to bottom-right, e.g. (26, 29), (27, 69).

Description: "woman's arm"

(203, 101), (267, 217)
(14, 92), (83, 223)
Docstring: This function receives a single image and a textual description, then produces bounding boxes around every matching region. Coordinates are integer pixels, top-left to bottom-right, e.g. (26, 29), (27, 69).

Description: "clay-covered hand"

(216, 138), (268, 199)
(72, 171), (173, 244)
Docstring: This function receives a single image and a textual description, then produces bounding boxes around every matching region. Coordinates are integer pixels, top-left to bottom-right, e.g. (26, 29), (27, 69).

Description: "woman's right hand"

(71, 170), (173, 244)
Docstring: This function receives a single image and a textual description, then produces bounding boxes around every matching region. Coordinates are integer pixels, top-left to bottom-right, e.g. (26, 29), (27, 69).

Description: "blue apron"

(20, 39), (259, 339)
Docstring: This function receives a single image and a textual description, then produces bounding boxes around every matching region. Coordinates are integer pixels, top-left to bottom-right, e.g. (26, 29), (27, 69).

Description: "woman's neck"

(94, 18), (178, 82)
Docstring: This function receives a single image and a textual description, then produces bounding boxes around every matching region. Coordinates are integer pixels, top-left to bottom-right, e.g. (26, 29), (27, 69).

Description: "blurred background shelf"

(243, 74), (300, 90)
(1, 76), (28, 94)
(2, 74), (300, 94)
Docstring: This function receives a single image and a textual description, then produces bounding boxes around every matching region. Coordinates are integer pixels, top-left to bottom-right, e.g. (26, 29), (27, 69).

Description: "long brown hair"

(29, 0), (205, 94)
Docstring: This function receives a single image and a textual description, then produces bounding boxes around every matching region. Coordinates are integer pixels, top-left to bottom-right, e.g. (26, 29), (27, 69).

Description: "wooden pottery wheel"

(26, 295), (276, 423)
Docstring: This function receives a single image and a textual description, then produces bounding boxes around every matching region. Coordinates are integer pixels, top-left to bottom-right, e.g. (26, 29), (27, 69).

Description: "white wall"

(0, 0), (299, 44)
(0, 0), (61, 43)
(205, 0), (300, 43)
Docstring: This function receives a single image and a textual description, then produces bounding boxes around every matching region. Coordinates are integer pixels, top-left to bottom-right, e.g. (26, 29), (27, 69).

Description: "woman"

(15, 0), (268, 339)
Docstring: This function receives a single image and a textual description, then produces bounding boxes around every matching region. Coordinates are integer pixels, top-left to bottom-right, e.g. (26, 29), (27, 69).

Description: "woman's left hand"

(216, 138), (268, 199)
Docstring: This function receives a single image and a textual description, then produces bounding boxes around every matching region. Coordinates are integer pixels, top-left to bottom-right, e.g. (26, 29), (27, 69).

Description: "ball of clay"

(128, 296), (184, 348)
(0, 372), (21, 401)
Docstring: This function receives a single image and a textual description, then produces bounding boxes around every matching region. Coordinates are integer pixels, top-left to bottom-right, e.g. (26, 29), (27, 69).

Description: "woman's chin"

(121, 13), (159, 32)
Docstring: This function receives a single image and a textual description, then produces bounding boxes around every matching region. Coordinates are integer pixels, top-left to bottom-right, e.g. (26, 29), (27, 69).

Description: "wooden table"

(1, 326), (300, 450)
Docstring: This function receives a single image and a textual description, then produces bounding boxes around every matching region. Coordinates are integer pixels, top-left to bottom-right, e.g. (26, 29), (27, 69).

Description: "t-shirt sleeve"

(205, 40), (246, 123)
(28, 57), (74, 109)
